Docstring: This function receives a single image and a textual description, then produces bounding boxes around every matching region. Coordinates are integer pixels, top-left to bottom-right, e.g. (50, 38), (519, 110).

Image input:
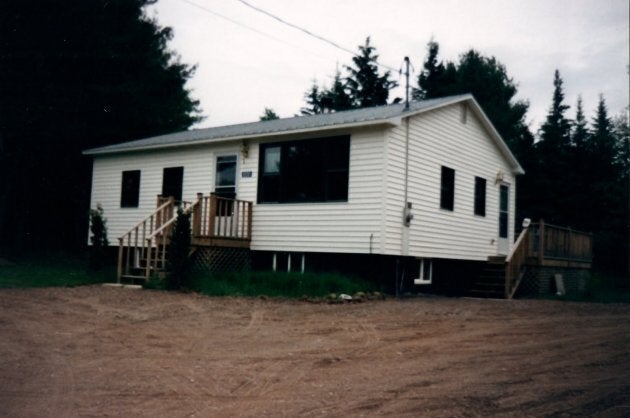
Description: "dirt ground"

(0, 286), (628, 417)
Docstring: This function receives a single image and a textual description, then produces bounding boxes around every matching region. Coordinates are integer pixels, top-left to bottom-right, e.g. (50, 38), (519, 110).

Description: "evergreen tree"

(539, 70), (572, 150)
(345, 37), (398, 108)
(0, 0), (201, 251)
(571, 96), (589, 149)
(260, 108), (279, 121)
(300, 38), (396, 114)
(300, 82), (325, 115)
(531, 70), (573, 224)
(320, 71), (353, 112)
(413, 41), (459, 101)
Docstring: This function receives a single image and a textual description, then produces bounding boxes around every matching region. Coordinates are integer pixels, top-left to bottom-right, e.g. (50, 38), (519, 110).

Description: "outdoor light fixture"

(241, 140), (249, 159)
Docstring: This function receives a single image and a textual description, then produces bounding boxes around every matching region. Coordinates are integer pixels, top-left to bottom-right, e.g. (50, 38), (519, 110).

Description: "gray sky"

(148, 0), (629, 133)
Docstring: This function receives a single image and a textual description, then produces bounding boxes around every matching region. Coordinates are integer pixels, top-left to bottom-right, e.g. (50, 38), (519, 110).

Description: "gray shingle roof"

(83, 94), (471, 155)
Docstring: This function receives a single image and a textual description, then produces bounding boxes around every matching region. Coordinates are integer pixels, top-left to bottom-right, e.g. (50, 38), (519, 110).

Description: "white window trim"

(414, 258), (433, 285)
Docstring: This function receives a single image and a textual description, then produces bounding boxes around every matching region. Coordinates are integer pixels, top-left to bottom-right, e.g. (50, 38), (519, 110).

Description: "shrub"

(89, 203), (109, 271)
(166, 207), (191, 289)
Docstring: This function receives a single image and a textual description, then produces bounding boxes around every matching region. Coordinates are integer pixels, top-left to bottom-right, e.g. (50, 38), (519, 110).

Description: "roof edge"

(83, 118), (398, 156)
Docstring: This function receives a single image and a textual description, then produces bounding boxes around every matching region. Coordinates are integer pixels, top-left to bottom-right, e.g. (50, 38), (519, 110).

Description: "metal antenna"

(403, 56), (411, 110)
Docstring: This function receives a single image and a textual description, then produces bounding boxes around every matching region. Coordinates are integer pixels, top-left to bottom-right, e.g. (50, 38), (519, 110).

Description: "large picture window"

(258, 136), (350, 203)
(120, 170), (141, 208)
(440, 166), (455, 211)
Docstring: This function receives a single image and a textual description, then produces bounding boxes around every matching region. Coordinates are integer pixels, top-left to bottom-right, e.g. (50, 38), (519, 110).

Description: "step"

(487, 256), (507, 264)
(469, 289), (506, 298)
(120, 274), (149, 285)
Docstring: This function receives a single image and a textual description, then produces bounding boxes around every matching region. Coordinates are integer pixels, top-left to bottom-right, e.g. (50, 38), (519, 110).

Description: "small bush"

(89, 204), (109, 271)
(166, 208), (191, 290)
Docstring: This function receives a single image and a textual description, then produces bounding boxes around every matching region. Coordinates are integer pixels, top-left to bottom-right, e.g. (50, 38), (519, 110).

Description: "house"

(85, 94), (530, 296)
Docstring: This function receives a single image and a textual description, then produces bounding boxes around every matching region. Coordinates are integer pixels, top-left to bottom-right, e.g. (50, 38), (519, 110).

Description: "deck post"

(117, 237), (124, 283)
(208, 194), (217, 237)
(247, 201), (253, 240)
(193, 193), (203, 237)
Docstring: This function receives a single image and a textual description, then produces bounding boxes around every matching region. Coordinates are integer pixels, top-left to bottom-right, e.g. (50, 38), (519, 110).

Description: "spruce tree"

(0, 0), (201, 251)
(300, 82), (324, 115)
(320, 71), (353, 112)
(571, 96), (589, 149)
(532, 70), (573, 224)
(260, 108), (279, 121)
(345, 37), (398, 108)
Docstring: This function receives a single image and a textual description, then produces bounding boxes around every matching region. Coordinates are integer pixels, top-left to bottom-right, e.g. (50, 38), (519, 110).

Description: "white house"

(84, 94), (524, 294)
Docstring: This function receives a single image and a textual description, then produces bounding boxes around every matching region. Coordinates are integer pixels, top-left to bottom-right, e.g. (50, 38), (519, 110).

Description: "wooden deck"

(117, 194), (252, 282)
(504, 220), (592, 298)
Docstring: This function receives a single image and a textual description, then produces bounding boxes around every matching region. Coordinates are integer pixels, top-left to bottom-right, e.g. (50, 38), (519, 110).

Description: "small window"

(215, 155), (237, 200)
(440, 166), (455, 211)
(120, 170), (141, 208)
(162, 167), (184, 201)
(474, 177), (486, 216)
(414, 259), (433, 285)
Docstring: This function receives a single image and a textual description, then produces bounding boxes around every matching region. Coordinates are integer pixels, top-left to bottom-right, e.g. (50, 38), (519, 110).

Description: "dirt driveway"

(0, 286), (628, 417)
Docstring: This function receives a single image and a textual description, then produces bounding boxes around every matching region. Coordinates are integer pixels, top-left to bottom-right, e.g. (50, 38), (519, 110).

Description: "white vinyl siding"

(384, 104), (516, 260)
(89, 143), (241, 242)
(244, 128), (387, 253)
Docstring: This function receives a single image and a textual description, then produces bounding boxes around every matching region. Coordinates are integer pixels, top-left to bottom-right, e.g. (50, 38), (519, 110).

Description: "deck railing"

(505, 226), (532, 299)
(503, 220), (592, 298)
(192, 193), (253, 241)
(117, 193), (253, 282)
(529, 220), (593, 264)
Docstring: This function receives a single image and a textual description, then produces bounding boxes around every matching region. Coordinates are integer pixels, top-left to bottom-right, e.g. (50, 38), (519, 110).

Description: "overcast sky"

(148, 0), (629, 134)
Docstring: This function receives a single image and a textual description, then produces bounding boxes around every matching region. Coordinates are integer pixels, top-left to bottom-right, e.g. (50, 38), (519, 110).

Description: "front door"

(214, 155), (237, 199)
(498, 184), (509, 255)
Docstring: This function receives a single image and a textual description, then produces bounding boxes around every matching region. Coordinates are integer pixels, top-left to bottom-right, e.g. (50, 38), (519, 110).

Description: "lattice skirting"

(191, 246), (251, 275)
(516, 266), (589, 297)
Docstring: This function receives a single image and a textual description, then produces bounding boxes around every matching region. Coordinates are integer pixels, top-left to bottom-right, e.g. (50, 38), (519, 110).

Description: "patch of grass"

(0, 254), (114, 288)
(551, 272), (630, 304)
(190, 270), (376, 298)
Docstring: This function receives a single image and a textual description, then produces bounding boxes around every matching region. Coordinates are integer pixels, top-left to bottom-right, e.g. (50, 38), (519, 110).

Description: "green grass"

(187, 270), (376, 298)
(549, 272), (630, 304)
(0, 254), (114, 288)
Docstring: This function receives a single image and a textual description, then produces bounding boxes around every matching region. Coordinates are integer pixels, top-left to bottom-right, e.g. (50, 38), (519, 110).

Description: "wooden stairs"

(117, 194), (252, 283)
(470, 256), (508, 298)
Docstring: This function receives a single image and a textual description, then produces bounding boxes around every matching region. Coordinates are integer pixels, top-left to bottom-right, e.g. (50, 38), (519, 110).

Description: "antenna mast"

(403, 56), (411, 110)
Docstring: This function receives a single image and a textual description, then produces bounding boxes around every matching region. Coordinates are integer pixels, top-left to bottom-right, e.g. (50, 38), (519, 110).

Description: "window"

(120, 170), (141, 208)
(499, 184), (509, 238)
(162, 167), (184, 201)
(215, 155), (237, 200)
(474, 177), (486, 216)
(440, 166), (455, 211)
(258, 135), (350, 203)
(414, 259), (433, 285)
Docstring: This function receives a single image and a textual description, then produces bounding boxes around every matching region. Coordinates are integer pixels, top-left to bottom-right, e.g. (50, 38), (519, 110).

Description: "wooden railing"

(503, 220), (592, 299)
(117, 196), (177, 282)
(191, 193), (253, 242)
(117, 194), (253, 282)
(505, 226), (532, 299)
(529, 220), (593, 264)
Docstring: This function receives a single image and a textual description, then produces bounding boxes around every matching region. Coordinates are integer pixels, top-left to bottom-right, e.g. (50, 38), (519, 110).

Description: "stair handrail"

(117, 196), (176, 282)
(117, 198), (174, 241)
(505, 224), (531, 299)
(144, 198), (200, 278)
